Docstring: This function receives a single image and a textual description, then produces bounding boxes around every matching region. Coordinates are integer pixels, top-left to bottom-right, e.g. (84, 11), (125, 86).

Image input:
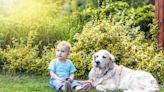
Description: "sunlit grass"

(0, 73), (98, 92)
(0, 73), (163, 92)
(0, 74), (54, 92)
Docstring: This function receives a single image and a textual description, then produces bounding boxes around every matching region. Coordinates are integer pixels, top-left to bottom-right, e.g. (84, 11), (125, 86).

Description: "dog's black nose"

(96, 61), (100, 65)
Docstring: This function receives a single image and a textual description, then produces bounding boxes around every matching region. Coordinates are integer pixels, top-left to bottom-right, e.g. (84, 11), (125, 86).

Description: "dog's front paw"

(96, 85), (107, 92)
(92, 78), (103, 86)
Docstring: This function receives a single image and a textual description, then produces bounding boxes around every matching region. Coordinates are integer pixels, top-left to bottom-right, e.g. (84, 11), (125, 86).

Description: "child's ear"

(67, 51), (70, 56)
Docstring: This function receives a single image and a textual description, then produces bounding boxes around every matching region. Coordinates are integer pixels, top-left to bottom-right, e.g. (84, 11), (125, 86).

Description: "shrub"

(71, 13), (164, 83)
(69, 3), (154, 43)
(68, 1), (130, 43)
(126, 5), (155, 38)
(111, 0), (148, 8)
(1, 31), (55, 75)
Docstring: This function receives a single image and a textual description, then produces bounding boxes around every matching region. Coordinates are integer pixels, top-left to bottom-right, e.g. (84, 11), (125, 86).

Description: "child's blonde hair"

(56, 41), (71, 52)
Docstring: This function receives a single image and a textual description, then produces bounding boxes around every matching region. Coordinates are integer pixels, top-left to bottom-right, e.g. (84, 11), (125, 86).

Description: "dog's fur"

(89, 50), (159, 92)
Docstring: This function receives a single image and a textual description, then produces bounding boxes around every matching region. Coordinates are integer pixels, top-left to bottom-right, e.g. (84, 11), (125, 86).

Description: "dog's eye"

(102, 56), (106, 59)
(96, 55), (98, 58)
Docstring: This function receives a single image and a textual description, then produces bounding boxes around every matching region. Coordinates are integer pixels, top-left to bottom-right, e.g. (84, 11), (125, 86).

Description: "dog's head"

(92, 50), (115, 69)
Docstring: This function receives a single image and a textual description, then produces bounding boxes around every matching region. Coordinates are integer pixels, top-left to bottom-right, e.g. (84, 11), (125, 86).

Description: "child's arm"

(69, 73), (74, 81)
(49, 71), (65, 81)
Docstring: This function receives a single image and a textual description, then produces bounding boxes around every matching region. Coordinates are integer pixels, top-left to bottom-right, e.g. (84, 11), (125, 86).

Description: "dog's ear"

(110, 54), (115, 62)
(92, 53), (97, 67)
(108, 53), (115, 69)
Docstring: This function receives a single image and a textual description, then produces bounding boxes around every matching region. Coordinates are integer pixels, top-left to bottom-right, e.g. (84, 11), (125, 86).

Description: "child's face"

(56, 46), (69, 61)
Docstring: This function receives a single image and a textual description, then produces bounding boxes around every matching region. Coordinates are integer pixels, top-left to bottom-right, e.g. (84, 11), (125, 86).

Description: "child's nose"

(59, 52), (62, 55)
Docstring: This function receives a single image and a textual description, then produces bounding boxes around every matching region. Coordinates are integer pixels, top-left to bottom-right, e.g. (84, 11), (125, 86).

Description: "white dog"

(89, 50), (159, 92)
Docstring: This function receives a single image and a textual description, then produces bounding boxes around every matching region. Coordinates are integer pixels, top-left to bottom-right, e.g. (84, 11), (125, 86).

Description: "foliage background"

(0, 0), (163, 85)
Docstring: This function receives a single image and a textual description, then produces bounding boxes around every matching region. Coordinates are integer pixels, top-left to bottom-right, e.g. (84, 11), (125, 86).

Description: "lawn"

(0, 73), (163, 92)
(0, 73), (99, 92)
(0, 74), (54, 92)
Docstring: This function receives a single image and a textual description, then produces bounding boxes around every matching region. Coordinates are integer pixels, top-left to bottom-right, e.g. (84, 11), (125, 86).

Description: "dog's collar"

(103, 66), (114, 76)
(94, 66), (115, 78)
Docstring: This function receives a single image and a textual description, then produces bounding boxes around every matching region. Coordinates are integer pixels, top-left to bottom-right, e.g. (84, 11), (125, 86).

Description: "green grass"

(0, 74), (163, 92)
(0, 74), (54, 92)
(0, 74), (98, 92)
(161, 86), (164, 92)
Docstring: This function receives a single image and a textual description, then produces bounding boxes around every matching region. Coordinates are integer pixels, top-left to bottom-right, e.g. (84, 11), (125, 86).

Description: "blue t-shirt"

(48, 59), (76, 79)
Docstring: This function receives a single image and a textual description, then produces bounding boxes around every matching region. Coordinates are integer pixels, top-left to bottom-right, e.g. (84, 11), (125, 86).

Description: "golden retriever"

(89, 50), (159, 92)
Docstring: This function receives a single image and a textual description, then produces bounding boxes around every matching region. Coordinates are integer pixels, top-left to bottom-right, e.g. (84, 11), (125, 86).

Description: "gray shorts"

(49, 79), (81, 91)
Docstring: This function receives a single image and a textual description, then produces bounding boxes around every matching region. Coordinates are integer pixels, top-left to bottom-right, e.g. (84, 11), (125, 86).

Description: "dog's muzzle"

(95, 61), (100, 67)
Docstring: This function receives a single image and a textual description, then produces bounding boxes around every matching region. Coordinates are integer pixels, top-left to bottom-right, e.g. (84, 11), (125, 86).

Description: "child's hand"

(58, 78), (66, 82)
(65, 78), (72, 83)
